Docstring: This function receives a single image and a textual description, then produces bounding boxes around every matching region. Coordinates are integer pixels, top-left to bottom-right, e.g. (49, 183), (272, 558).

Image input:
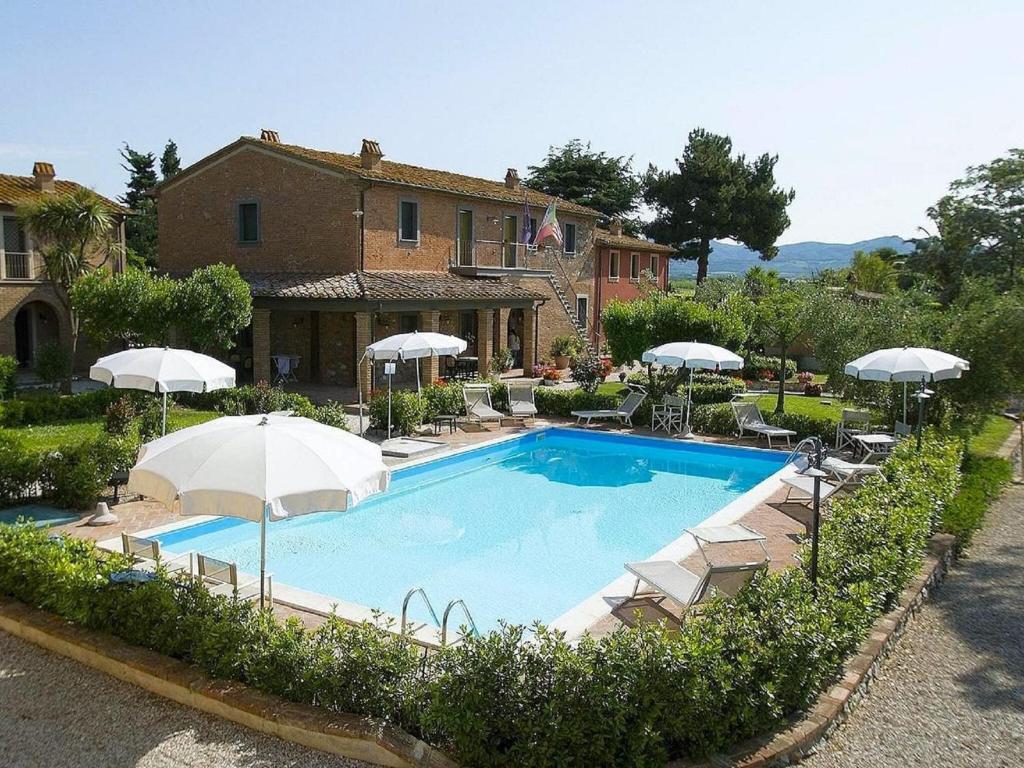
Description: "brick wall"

(158, 146), (363, 274)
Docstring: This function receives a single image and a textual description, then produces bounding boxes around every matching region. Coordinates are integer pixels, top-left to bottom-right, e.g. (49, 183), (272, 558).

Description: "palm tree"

(849, 249), (897, 294)
(17, 188), (114, 390)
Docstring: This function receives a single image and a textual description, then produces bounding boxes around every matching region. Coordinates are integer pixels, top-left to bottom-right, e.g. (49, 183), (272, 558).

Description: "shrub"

(568, 352), (603, 394)
(0, 435), (41, 506)
(941, 453), (1012, 551)
(0, 354), (16, 400)
(742, 353), (797, 381)
(688, 403), (835, 441)
(533, 387), (618, 418)
(489, 348), (514, 376)
(104, 395), (138, 436)
(368, 390), (424, 436)
(39, 434), (139, 510)
(422, 381), (465, 422)
(803, 383), (823, 397)
(191, 383), (315, 418)
(311, 401), (350, 431)
(32, 342), (72, 388)
(0, 388), (125, 427)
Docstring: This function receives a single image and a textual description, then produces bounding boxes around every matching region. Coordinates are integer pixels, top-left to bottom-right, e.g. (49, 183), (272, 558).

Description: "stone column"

(522, 305), (536, 373)
(252, 308), (271, 384)
(419, 309), (440, 383)
(476, 308), (493, 377)
(497, 307), (511, 353)
(355, 311), (373, 399)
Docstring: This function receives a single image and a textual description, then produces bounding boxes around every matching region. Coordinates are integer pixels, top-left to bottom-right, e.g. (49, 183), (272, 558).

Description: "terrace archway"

(13, 300), (61, 367)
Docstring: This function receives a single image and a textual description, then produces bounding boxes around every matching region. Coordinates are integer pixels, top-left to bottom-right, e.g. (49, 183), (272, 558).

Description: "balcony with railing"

(1, 250), (41, 281)
(449, 239), (577, 276)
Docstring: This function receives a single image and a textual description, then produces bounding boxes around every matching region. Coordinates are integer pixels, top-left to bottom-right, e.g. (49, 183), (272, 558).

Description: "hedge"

(181, 383), (348, 430)
(533, 387), (619, 418)
(742, 353), (798, 381)
(0, 354), (16, 400)
(0, 435), (964, 766)
(0, 388), (126, 427)
(941, 453), (1012, 552)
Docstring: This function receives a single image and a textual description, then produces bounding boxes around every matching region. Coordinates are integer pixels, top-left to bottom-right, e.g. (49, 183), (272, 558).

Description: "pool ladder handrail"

(400, 587), (441, 636)
(785, 436), (827, 468)
(441, 598), (479, 646)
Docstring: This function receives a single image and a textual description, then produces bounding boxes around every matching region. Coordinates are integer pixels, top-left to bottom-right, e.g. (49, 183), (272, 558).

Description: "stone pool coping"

(102, 425), (797, 645)
(0, 595), (456, 768)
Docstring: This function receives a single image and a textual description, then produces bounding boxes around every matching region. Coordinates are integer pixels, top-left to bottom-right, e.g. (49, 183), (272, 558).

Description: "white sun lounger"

(624, 559), (767, 616)
(821, 456), (885, 485)
(463, 384), (503, 423)
(196, 553), (270, 604)
(121, 533), (193, 576)
(507, 382), (538, 418)
(572, 390), (646, 427)
(732, 402), (797, 448)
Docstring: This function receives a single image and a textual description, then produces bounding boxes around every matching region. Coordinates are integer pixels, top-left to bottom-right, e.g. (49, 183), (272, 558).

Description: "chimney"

(610, 218), (623, 236)
(360, 139), (383, 170)
(504, 168), (520, 190)
(32, 162), (55, 192)
(259, 128), (280, 143)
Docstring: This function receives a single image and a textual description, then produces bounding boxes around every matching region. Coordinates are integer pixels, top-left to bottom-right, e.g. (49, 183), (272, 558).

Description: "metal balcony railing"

(1, 251), (37, 280)
(449, 240), (574, 271)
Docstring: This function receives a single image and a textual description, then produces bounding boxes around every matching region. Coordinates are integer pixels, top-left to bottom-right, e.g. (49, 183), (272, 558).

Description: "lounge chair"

(770, 474), (844, 536)
(731, 402), (797, 448)
(572, 390), (647, 427)
(196, 553), (269, 604)
(821, 455), (885, 486)
(651, 394), (687, 433)
(624, 524), (769, 617)
(121, 533), (193, 576)
(463, 384), (503, 423)
(507, 382), (538, 418)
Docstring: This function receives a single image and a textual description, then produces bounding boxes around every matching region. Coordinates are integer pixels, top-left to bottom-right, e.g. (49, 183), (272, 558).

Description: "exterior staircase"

(545, 273), (591, 349)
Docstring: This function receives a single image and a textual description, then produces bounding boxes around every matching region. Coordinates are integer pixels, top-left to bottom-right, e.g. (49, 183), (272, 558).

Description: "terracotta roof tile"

(0, 173), (125, 213)
(245, 138), (602, 218)
(595, 229), (675, 253)
(244, 270), (543, 302)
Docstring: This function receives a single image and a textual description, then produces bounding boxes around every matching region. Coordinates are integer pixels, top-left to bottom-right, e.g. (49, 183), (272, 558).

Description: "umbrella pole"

(684, 366), (695, 439)
(259, 506), (268, 608)
(387, 370), (393, 439)
(357, 355), (365, 436)
(902, 381), (907, 425)
(161, 391), (167, 436)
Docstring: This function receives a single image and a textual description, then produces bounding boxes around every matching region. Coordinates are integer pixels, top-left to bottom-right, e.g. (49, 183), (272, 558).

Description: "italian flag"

(532, 201), (563, 247)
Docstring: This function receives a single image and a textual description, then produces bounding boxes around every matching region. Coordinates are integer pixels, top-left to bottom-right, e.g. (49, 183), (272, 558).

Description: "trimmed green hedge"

(533, 387), (619, 418)
(941, 453), (1012, 552)
(0, 355), (16, 400)
(688, 402), (835, 442)
(0, 388), (126, 427)
(0, 435), (964, 766)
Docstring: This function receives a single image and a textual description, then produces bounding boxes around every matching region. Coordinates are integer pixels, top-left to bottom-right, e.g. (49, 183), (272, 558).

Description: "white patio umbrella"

(641, 342), (744, 438)
(357, 331), (468, 436)
(90, 347), (236, 435)
(128, 413), (390, 605)
(844, 346), (970, 423)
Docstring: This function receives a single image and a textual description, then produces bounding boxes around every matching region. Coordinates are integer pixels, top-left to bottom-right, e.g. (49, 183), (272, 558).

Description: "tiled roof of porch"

(244, 270), (544, 303)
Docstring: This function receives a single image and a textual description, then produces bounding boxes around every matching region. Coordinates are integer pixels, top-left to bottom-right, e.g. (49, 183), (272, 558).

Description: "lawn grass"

(965, 414), (1016, 458)
(0, 407), (220, 452)
(752, 393), (850, 420)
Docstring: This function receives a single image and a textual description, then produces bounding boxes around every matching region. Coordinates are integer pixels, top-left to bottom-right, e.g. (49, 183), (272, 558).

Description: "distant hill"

(667, 236), (914, 279)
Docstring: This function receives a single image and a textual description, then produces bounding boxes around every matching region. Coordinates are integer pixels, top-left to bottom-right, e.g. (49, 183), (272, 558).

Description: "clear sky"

(2, 0), (1021, 243)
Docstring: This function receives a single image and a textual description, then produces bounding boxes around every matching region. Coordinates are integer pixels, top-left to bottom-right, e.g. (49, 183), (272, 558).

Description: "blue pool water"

(156, 428), (786, 631)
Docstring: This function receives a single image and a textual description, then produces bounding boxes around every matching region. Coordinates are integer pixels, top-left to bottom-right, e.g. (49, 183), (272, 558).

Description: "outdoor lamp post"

(800, 464), (829, 597)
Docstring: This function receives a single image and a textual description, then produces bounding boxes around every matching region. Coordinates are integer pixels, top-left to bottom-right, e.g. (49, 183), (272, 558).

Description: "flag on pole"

(533, 200), (562, 247)
(521, 194), (533, 245)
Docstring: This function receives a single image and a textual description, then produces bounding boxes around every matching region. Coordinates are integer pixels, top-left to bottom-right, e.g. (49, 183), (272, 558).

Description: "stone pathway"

(802, 483), (1024, 767)
(0, 630), (370, 768)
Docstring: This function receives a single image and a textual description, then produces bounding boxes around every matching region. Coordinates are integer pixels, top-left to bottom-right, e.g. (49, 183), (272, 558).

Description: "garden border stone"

(0, 596), (457, 768)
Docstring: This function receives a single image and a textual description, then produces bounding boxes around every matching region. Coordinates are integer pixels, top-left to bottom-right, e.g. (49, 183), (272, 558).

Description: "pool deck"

(50, 417), (807, 640)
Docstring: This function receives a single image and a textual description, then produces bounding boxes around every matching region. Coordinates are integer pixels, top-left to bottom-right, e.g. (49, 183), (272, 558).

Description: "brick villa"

(156, 130), (672, 396)
(0, 163), (126, 371)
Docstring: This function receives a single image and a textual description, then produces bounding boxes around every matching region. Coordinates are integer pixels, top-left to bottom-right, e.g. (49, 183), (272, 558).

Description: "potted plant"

(541, 367), (561, 386)
(803, 382), (823, 397)
(550, 335), (579, 370)
(797, 371), (814, 385)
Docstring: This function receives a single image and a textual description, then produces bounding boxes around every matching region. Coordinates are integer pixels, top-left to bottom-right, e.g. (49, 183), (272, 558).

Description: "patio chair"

(196, 553), (269, 604)
(120, 533), (193, 576)
(651, 394), (687, 434)
(769, 474), (844, 536)
(507, 382), (538, 418)
(571, 390), (647, 427)
(835, 408), (873, 451)
(731, 402), (797, 448)
(821, 455), (885, 487)
(463, 384), (503, 423)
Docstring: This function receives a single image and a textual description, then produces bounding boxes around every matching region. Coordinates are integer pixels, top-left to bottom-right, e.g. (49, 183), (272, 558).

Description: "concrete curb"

(0, 597), (457, 768)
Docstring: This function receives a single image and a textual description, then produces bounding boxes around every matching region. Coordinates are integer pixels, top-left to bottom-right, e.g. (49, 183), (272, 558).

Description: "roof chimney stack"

(32, 162), (55, 192)
(504, 168), (520, 190)
(259, 129), (280, 143)
(610, 218), (623, 236)
(360, 139), (383, 170)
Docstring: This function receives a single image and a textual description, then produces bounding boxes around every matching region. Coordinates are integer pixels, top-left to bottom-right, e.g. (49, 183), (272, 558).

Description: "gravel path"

(0, 630), (371, 768)
(803, 483), (1024, 767)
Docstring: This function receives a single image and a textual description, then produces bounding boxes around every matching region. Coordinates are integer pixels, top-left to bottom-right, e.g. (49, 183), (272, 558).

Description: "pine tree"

(160, 140), (181, 179)
(119, 144), (159, 268)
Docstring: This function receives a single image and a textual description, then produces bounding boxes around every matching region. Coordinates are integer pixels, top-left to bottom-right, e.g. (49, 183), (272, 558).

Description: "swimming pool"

(152, 428), (788, 634)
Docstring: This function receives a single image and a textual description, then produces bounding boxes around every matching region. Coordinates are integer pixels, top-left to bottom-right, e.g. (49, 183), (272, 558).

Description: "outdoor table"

(446, 356), (479, 381)
(854, 433), (899, 461)
(433, 414), (458, 435)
